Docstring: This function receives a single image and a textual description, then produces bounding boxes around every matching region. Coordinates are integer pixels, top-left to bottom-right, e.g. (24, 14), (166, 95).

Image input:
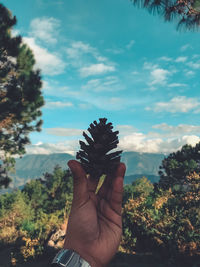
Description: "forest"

(0, 143), (200, 266)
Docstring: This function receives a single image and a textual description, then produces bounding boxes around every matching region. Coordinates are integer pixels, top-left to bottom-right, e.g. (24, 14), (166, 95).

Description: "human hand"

(64, 160), (126, 267)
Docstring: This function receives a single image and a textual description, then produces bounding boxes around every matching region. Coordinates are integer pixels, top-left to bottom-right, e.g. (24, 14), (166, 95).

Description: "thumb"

(68, 160), (89, 207)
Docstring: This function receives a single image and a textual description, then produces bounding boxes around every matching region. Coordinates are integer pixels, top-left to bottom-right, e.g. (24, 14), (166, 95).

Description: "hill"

(6, 152), (165, 190)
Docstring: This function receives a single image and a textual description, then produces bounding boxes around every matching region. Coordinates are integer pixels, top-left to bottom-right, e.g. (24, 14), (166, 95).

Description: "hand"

(64, 160), (126, 267)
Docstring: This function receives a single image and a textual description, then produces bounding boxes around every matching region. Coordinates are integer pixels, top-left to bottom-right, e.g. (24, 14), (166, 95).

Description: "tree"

(123, 176), (154, 204)
(0, 4), (44, 188)
(130, 0), (200, 30)
(158, 143), (200, 189)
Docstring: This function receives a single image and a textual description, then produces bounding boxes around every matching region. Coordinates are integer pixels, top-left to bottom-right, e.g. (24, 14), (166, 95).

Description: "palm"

(64, 160), (126, 267)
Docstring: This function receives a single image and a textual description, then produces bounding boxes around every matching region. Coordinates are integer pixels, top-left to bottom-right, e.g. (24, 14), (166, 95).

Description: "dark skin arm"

(64, 160), (126, 267)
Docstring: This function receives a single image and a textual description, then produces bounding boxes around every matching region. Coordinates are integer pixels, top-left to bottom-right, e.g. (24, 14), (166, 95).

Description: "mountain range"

(6, 152), (165, 190)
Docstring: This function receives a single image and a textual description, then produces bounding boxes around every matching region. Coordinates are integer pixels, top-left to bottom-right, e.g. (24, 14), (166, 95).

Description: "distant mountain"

(6, 152), (165, 190)
(121, 152), (164, 176)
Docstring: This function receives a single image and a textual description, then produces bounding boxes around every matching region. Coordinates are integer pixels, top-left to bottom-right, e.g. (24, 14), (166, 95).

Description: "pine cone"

(76, 118), (123, 180)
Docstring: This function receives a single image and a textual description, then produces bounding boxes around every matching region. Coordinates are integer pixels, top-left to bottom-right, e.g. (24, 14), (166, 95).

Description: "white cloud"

(116, 125), (137, 135)
(149, 68), (170, 86)
(26, 140), (78, 156)
(152, 123), (200, 136)
(175, 56), (187, 63)
(26, 134), (200, 155)
(43, 81), (70, 97)
(37, 0), (64, 7)
(78, 103), (92, 110)
(119, 132), (162, 153)
(132, 71), (139, 75)
(46, 128), (82, 136)
(168, 83), (187, 87)
(126, 40), (135, 49)
(66, 41), (107, 64)
(30, 17), (60, 44)
(106, 48), (124, 54)
(11, 29), (20, 37)
(79, 63), (115, 77)
(45, 101), (73, 109)
(82, 76), (123, 92)
(143, 62), (158, 70)
(185, 70), (195, 77)
(149, 96), (200, 113)
(66, 41), (97, 59)
(187, 61), (200, 69)
(119, 132), (200, 154)
(26, 123), (200, 155)
(65, 41), (116, 77)
(180, 44), (191, 52)
(23, 37), (66, 75)
(159, 56), (172, 61)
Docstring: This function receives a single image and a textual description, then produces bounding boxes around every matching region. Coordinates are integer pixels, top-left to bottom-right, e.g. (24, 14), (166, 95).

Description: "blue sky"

(3, 0), (200, 155)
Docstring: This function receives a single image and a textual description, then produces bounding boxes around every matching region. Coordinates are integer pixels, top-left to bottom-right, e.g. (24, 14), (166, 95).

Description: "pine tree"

(130, 0), (200, 30)
(0, 4), (44, 188)
(157, 143), (200, 189)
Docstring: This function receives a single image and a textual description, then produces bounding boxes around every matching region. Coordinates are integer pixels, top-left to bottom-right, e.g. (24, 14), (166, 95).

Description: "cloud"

(23, 37), (66, 75)
(149, 68), (170, 86)
(65, 41), (116, 77)
(143, 62), (158, 70)
(116, 125), (137, 135)
(132, 71), (139, 75)
(43, 80), (70, 97)
(118, 132), (200, 154)
(30, 17), (60, 44)
(187, 61), (200, 69)
(152, 123), (200, 136)
(82, 76), (123, 92)
(175, 56), (187, 63)
(45, 101), (73, 109)
(66, 41), (107, 64)
(36, 0), (64, 7)
(168, 83), (187, 87)
(66, 41), (97, 60)
(180, 44), (192, 52)
(26, 123), (200, 155)
(159, 56), (172, 62)
(106, 48), (124, 54)
(79, 63), (115, 77)
(78, 103), (92, 110)
(26, 140), (78, 156)
(46, 128), (82, 136)
(149, 96), (200, 113)
(185, 70), (195, 77)
(26, 133), (200, 155)
(126, 40), (135, 49)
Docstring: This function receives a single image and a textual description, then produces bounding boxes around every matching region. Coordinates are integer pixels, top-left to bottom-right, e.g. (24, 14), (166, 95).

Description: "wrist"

(63, 242), (104, 267)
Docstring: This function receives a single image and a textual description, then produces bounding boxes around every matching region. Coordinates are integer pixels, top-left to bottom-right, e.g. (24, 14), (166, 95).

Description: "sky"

(2, 0), (200, 155)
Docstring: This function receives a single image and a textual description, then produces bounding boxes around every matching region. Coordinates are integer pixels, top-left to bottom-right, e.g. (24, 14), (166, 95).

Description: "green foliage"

(123, 176), (153, 204)
(0, 165), (73, 264)
(0, 3), (44, 188)
(122, 173), (200, 262)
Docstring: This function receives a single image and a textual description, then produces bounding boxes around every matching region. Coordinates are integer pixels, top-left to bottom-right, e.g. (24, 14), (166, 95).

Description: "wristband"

(51, 248), (91, 267)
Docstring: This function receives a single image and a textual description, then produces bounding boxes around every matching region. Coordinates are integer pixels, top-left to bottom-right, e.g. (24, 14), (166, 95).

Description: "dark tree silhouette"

(158, 143), (200, 189)
(0, 4), (44, 188)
